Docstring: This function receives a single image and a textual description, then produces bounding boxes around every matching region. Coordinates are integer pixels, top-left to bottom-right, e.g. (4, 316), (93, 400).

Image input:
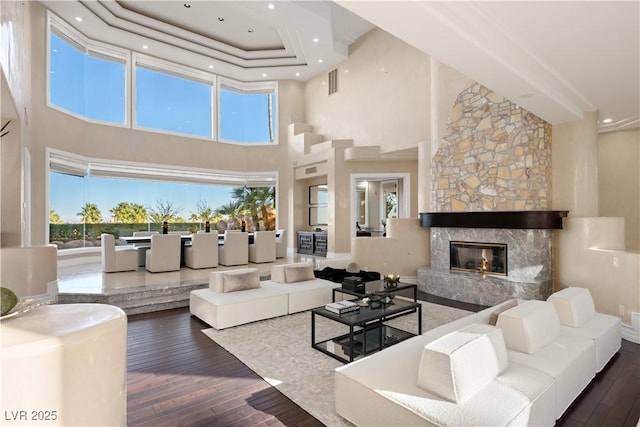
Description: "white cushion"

(209, 268), (258, 293)
(270, 262), (314, 283)
(548, 287), (596, 327)
(417, 323), (507, 403)
(284, 264), (315, 283)
(560, 313), (621, 372)
(497, 300), (560, 354)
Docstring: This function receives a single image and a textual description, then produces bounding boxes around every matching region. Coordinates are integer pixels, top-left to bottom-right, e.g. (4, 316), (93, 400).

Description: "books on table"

(325, 300), (359, 314)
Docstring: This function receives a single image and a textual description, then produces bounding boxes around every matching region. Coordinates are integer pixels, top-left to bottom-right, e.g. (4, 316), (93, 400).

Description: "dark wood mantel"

(419, 210), (569, 229)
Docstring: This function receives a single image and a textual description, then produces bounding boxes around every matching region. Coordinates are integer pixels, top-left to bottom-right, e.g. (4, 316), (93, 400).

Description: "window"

(48, 16), (126, 125)
(135, 60), (213, 138)
(46, 12), (279, 145)
(219, 79), (277, 144)
(48, 151), (278, 248)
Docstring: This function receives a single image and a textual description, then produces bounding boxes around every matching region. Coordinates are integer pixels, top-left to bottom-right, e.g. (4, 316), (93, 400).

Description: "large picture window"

(135, 65), (213, 138)
(219, 80), (277, 144)
(48, 151), (278, 249)
(48, 22), (126, 125)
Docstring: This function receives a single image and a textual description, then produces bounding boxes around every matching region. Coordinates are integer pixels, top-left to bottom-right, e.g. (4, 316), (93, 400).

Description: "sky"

(49, 31), (275, 224)
(51, 173), (236, 223)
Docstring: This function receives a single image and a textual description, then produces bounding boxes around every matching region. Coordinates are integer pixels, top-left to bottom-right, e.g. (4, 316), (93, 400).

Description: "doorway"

(351, 173), (410, 238)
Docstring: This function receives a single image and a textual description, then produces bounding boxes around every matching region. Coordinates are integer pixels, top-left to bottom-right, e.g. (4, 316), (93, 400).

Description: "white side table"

(1, 304), (127, 426)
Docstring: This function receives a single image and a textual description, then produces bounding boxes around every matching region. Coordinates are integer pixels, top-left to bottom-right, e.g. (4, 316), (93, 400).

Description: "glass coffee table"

(311, 298), (421, 363)
(332, 280), (417, 302)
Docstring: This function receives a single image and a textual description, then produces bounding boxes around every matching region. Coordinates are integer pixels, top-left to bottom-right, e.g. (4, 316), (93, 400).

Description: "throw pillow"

(284, 264), (315, 283)
(222, 270), (260, 293)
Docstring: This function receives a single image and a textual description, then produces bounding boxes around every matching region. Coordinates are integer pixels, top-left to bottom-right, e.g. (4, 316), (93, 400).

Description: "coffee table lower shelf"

(313, 324), (415, 363)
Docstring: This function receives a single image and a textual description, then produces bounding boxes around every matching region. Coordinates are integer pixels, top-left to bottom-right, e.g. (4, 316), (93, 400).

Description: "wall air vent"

(305, 166), (317, 174)
(328, 68), (338, 95)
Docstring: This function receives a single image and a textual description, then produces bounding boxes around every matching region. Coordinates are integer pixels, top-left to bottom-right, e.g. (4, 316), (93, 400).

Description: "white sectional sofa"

(335, 287), (621, 427)
(190, 262), (338, 329)
(261, 262), (339, 313)
(190, 268), (289, 330)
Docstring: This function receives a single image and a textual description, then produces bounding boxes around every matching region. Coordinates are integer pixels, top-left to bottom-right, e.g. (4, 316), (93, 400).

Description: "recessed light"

(142, 45), (148, 50)
(268, 3), (275, 9)
(602, 118), (613, 123)
(75, 16), (83, 22)
(313, 38), (319, 43)
(262, 73), (267, 77)
(318, 59), (323, 63)
(218, 17), (224, 22)
(208, 65), (214, 69)
(184, 3), (191, 8)
(295, 72), (300, 77)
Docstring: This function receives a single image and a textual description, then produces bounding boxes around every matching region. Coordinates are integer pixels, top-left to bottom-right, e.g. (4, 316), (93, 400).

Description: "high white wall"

(304, 28), (430, 151)
(598, 129), (640, 250)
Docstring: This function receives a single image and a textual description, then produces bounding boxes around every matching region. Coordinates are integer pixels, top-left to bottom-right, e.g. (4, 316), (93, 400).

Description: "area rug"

(202, 301), (472, 426)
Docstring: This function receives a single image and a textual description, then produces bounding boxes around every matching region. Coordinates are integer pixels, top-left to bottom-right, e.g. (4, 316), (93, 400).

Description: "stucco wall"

(304, 28), (430, 151)
(598, 129), (640, 250)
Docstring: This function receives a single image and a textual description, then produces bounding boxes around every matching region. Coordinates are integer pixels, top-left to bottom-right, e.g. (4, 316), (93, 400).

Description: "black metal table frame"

(311, 300), (422, 363)
(332, 282), (418, 303)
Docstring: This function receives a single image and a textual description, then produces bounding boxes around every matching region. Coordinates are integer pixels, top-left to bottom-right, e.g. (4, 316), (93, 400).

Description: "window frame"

(217, 77), (279, 145)
(132, 53), (217, 140)
(47, 11), (130, 128)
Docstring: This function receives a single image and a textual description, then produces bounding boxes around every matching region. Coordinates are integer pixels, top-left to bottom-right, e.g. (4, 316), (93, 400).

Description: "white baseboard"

(621, 311), (640, 344)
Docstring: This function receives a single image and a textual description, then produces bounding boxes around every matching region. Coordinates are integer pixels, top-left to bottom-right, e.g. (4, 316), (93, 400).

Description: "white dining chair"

(249, 230), (276, 263)
(132, 231), (158, 267)
(218, 231), (248, 266)
(101, 233), (138, 273)
(185, 232), (219, 269)
(145, 234), (181, 273)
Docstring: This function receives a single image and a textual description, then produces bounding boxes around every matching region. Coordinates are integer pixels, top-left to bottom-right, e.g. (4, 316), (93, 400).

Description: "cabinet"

(297, 231), (327, 257)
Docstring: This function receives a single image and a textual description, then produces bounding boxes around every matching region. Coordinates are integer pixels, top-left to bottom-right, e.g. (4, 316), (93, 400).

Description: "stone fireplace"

(417, 211), (566, 306)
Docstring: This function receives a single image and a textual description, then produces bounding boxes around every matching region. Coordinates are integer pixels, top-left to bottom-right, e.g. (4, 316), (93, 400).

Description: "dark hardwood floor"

(127, 296), (640, 427)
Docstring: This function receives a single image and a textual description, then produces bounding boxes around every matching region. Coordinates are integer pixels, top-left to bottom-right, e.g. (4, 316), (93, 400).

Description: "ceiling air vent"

(328, 68), (338, 95)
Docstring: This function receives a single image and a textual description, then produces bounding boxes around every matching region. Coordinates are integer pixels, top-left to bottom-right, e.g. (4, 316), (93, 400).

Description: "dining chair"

(101, 233), (138, 273)
(185, 232), (219, 269)
(218, 230), (249, 266)
(249, 230), (276, 263)
(145, 234), (181, 273)
(132, 231), (158, 266)
(275, 229), (286, 259)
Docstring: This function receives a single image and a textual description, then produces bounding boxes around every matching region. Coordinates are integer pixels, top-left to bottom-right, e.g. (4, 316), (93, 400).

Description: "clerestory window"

(48, 16), (127, 125)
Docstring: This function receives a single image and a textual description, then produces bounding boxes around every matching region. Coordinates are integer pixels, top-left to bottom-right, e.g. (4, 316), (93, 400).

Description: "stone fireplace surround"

(417, 211), (567, 306)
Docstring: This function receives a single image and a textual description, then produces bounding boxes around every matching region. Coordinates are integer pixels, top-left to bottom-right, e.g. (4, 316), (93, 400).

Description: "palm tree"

(77, 203), (102, 224)
(230, 186), (275, 230)
(110, 202), (148, 223)
(214, 200), (243, 229)
(49, 209), (63, 224)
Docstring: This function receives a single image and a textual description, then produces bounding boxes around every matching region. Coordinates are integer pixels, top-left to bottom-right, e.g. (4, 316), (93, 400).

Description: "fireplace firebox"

(450, 241), (507, 276)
